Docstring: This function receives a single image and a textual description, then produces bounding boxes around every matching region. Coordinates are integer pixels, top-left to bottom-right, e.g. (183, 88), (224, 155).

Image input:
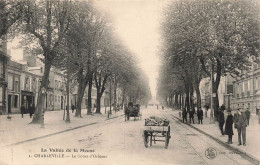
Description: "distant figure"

(182, 108), (187, 123)
(204, 105), (209, 118)
(234, 108), (248, 146)
(189, 110), (195, 124)
(197, 107), (203, 124)
(28, 104), (35, 118)
(20, 104), (26, 118)
(71, 104), (75, 113)
(225, 110), (234, 144)
(157, 105), (158, 109)
(162, 106), (164, 110)
(245, 108), (251, 126)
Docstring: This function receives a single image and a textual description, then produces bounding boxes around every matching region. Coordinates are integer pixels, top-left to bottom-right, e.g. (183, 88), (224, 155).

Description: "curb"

(105, 114), (125, 120)
(2, 122), (99, 148)
(1, 112), (125, 148)
(171, 113), (260, 165)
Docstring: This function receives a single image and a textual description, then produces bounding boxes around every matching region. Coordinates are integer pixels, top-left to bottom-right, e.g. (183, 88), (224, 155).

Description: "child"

(225, 110), (234, 144)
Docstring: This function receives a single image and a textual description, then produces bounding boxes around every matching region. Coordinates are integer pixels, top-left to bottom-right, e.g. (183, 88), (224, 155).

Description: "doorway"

(8, 95), (12, 113)
(61, 96), (63, 109)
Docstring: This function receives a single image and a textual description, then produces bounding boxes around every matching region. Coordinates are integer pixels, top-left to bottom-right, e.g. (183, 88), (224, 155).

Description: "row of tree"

(1, 0), (151, 123)
(157, 0), (260, 116)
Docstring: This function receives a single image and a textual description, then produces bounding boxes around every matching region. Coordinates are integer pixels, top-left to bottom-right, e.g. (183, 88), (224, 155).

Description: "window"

(14, 95), (18, 108)
(38, 80), (41, 91)
(32, 78), (36, 92)
(55, 80), (58, 90)
(14, 76), (19, 93)
(258, 78), (260, 90)
(58, 96), (60, 102)
(0, 60), (3, 78)
(8, 74), (13, 90)
(25, 77), (30, 91)
(55, 95), (57, 102)
(248, 80), (251, 91)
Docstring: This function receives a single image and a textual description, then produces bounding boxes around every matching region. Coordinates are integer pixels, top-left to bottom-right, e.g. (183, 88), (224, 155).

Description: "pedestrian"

(234, 108), (248, 146)
(204, 105), (209, 118)
(225, 110), (234, 144)
(197, 107), (203, 124)
(189, 109), (194, 124)
(20, 104), (25, 118)
(245, 108), (251, 126)
(182, 108), (187, 123)
(71, 104), (75, 113)
(218, 108), (225, 136)
(28, 104), (35, 118)
(162, 106), (164, 110)
(157, 105), (158, 109)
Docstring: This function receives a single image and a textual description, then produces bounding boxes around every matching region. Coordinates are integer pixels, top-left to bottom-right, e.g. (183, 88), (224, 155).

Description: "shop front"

(21, 90), (35, 113)
(0, 50), (8, 115)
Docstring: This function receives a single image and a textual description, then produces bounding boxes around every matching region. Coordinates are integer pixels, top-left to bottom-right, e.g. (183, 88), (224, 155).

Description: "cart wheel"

(143, 132), (149, 148)
(165, 132), (170, 149)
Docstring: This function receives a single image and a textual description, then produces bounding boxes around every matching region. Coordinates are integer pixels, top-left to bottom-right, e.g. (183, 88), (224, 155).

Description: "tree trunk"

(121, 87), (125, 109)
(31, 58), (52, 124)
(75, 69), (88, 117)
(213, 59), (222, 120)
(109, 80), (112, 114)
(195, 85), (201, 110)
(87, 73), (93, 115)
(113, 76), (117, 111)
(190, 87), (194, 113)
(96, 92), (101, 114)
(175, 94), (179, 108)
(65, 72), (70, 123)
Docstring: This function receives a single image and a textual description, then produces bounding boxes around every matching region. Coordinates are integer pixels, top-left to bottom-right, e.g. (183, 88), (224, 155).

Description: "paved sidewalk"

(168, 108), (260, 163)
(0, 107), (124, 148)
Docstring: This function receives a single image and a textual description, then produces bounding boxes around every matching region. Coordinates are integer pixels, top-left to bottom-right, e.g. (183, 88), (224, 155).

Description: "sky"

(8, 0), (169, 98)
(96, 0), (169, 98)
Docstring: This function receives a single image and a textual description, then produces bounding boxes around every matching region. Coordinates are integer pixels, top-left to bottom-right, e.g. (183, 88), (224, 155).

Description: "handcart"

(143, 125), (171, 149)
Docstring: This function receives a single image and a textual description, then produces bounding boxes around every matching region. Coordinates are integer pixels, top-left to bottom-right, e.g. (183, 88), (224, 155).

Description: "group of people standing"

(182, 107), (203, 124)
(219, 106), (250, 146)
(182, 105), (251, 146)
(20, 104), (35, 118)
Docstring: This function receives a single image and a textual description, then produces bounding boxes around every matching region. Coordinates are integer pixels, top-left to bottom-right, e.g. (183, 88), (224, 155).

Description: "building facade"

(231, 62), (260, 114)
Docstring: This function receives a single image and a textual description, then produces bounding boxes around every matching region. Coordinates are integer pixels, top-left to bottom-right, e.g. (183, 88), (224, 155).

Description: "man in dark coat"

(189, 109), (194, 124)
(197, 107), (203, 124)
(182, 108), (187, 123)
(71, 104), (75, 113)
(20, 104), (26, 118)
(234, 108), (248, 146)
(225, 110), (234, 144)
(245, 108), (251, 126)
(28, 104), (35, 118)
(218, 109), (225, 135)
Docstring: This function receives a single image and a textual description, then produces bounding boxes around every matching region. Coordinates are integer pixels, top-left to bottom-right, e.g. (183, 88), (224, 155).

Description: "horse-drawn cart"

(125, 102), (141, 121)
(143, 117), (171, 149)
